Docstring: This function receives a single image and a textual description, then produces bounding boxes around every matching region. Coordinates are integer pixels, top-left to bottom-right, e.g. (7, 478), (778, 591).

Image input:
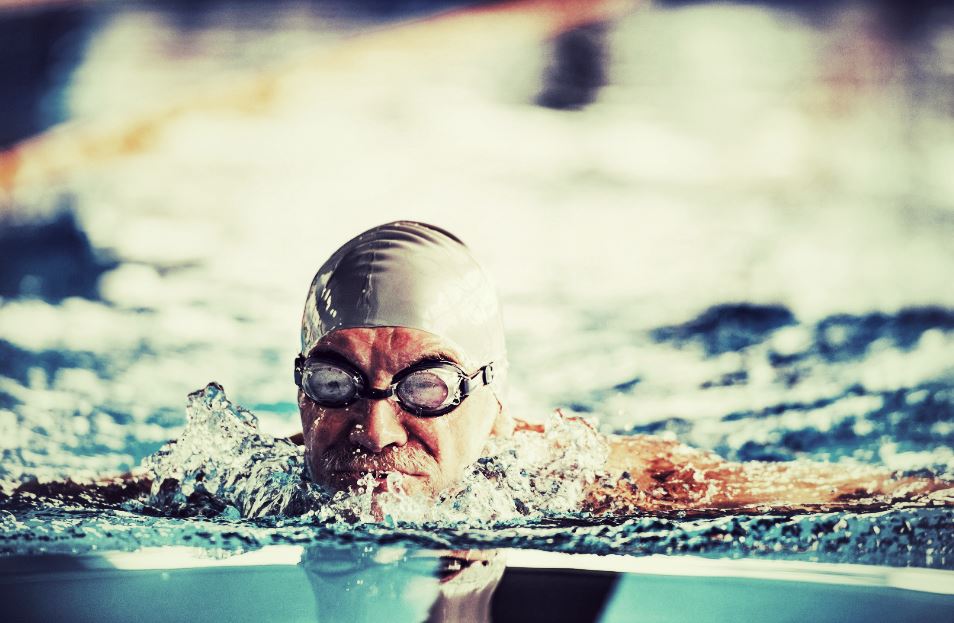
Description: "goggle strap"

(293, 355), (304, 387)
(461, 363), (494, 395)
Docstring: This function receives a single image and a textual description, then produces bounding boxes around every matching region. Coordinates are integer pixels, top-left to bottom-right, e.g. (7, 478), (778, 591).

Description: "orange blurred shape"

(0, 0), (636, 200)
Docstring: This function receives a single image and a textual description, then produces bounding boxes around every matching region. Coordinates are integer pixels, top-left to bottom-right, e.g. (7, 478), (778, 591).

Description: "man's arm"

(2, 470), (153, 509)
(584, 434), (952, 515)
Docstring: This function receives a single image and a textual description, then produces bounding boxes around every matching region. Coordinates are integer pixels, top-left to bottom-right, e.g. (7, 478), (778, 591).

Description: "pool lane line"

(0, 0), (638, 203)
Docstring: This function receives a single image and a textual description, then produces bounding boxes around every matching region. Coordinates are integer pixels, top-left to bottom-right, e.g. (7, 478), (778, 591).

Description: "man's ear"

(490, 399), (515, 438)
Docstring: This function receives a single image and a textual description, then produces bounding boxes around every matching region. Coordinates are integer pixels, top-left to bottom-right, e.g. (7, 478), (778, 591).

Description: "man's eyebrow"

(308, 347), (459, 371)
(405, 350), (459, 368)
(306, 348), (359, 368)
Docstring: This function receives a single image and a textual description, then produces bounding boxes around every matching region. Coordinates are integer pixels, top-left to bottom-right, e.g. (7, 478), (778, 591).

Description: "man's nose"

(349, 398), (408, 453)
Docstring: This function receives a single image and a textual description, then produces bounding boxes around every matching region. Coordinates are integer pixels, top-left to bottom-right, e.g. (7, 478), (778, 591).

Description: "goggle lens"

(396, 368), (458, 411)
(305, 364), (358, 406)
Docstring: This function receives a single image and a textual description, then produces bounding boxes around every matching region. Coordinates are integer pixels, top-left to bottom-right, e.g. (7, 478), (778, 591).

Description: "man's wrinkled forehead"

(308, 326), (471, 371)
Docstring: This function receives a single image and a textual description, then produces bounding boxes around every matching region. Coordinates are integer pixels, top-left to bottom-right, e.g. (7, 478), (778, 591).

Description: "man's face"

(298, 326), (510, 496)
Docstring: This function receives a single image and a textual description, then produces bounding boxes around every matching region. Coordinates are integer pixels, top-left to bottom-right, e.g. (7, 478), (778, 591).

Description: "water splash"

(144, 383), (312, 518)
(138, 383), (952, 525)
(142, 383), (609, 525)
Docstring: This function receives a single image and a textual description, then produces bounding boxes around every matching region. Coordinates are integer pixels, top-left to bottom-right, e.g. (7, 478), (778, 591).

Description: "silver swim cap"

(301, 221), (507, 375)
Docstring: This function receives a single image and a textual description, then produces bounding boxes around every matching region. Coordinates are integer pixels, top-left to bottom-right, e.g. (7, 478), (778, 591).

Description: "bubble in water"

(144, 383), (313, 517)
(142, 384), (611, 525)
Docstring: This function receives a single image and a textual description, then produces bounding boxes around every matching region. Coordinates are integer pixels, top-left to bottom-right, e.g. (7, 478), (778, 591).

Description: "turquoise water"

(2, 545), (952, 622)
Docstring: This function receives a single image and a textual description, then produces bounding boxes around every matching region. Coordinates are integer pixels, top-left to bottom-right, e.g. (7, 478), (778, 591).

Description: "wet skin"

(298, 327), (514, 496)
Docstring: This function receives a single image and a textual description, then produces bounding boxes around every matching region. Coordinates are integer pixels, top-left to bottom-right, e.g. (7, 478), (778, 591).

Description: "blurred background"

(1, 0), (953, 484)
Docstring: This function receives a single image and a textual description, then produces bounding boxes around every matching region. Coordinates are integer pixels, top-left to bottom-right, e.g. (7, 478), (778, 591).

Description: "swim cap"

(301, 221), (507, 377)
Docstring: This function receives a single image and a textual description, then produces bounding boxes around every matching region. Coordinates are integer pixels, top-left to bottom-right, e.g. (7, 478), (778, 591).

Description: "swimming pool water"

(1, 0), (953, 587)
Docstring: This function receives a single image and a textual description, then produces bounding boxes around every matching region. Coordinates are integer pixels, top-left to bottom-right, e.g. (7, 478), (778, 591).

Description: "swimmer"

(290, 221), (950, 514)
(7, 221), (950, 515)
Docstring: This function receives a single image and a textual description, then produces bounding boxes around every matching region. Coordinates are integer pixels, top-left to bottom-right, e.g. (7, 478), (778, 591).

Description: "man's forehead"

(311, 326), (467, 367)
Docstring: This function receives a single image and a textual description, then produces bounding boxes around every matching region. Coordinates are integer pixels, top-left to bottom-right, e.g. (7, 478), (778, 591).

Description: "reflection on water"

(0, 542), (503, 623)
(303, 545), (503, 623)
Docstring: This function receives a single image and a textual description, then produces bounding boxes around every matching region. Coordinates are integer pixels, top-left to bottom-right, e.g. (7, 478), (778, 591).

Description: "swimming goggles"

(294, 354), (495, 417)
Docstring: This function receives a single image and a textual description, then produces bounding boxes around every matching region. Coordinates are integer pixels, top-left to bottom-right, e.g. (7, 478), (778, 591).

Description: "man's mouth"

(314, 444), (437, 489)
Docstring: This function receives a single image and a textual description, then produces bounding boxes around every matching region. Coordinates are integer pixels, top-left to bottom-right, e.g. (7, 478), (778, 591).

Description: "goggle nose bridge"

(361, 386), (395, 401)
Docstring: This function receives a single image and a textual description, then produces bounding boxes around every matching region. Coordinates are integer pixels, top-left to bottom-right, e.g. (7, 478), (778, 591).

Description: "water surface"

(1, 0), (953, 571)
